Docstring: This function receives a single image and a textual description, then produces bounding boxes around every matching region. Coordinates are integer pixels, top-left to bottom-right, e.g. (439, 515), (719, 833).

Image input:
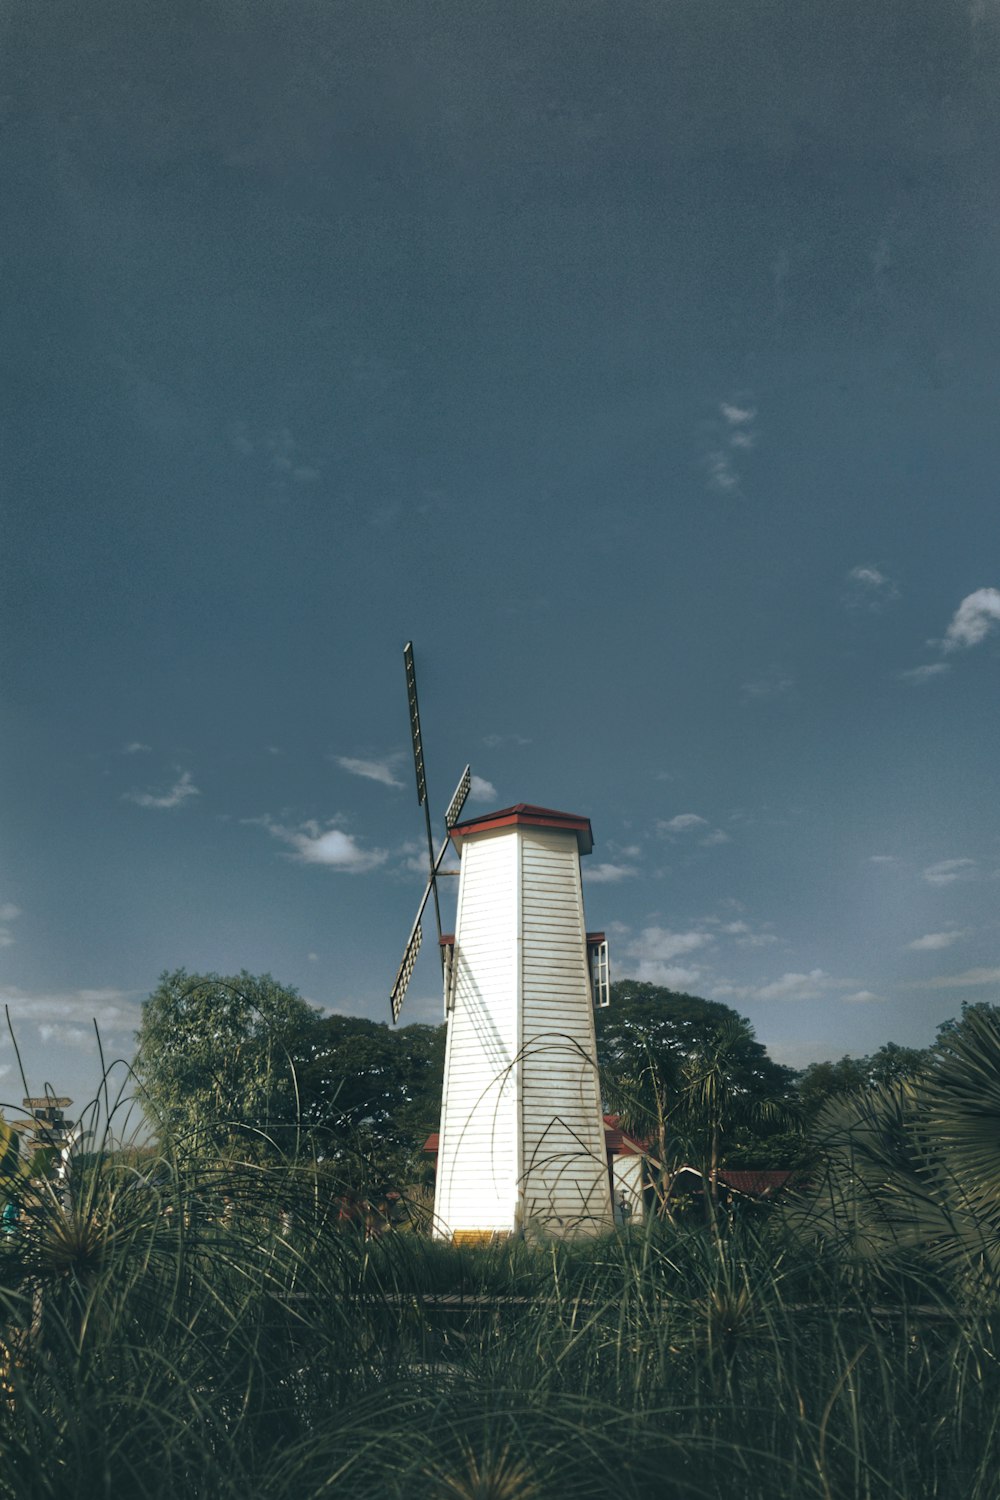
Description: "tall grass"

(0, 1105), (998, 1500)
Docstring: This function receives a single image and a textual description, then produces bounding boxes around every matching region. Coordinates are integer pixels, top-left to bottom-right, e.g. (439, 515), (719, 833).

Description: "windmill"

(390, 643), (613, 1242)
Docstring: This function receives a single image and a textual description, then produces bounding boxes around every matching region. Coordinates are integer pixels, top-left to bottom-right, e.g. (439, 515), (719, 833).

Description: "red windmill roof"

(449, 804), (593, 855)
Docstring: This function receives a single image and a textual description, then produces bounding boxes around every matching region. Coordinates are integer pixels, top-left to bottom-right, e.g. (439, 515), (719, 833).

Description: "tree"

(134, 969), (319, 1155)
(294, 1015), (445, 1180)
(797, 1042), (930, 1126)
(595, 981), (796, 1179)
(677, 1016), (788, 1200)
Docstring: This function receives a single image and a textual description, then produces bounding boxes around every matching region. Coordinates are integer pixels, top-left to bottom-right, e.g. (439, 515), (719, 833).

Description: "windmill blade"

(445, 765), (472, 830)
(389, 815), (462, 1023)
(403, 642), (427, 807)
(390, 922), (422, 1024)
(403, 641), (443, 943)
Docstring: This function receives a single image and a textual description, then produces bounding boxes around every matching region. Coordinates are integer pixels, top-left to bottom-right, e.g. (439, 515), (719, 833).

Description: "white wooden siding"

(433, 821), (612, 1239)
(519, 828), (612, 1234)
(613, 1155), (645, 1223)
(434, 829), (519, 1235)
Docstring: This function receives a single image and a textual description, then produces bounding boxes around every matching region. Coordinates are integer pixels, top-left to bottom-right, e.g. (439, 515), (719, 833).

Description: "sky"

(3, 0), (1000, 1113)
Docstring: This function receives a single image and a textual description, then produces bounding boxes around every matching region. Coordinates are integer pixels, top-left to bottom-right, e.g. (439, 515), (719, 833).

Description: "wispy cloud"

(717, 969), (846, 1003)
(842, 990), (885, 1005)
(908, 930), (967, 951)
(124, 770), (199, 810)
(583, 862), (639, 884)
(901, 587), (1000, 683)
(0, 986), (138, 1047)
(0, 903), (20, 949)
(898, 663), (951, 685)
(869, 855), (901, 866)
(231, 423), (322, 490)
(469, 775), (497, 803)
(942, 588), (1000, 652)
(335, 755), (405, 789)
(923, 858), (978, 887)
(38, 1023), (93, 1050)
(254, 817), (387, 873)
(741, 668), (793, 702)
(754, 969), (837, 1002)
(842, 564), (900, 612)
(482, 733), (531, 749)
(122, 741), (152, 755)
(907, 967), (1000, 990)
(632, 924), (710, 960)
(658, 813), (708, 835)
(703, 397), (757, 495)
(700, 828), (731, 847)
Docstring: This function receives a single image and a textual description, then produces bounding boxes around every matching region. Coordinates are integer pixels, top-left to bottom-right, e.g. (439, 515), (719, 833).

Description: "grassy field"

(0, 1143), (996, 1500)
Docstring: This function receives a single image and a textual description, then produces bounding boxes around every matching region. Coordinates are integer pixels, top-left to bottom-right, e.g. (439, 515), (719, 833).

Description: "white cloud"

(0, 987), (136, 1035)
(122, 741), (152, 755)
(124, 770), (200, 810)
(908, 967), (1000, 990)
(469, 775), (497, 803)
(898, 663), (951, 685)
(0, 905), (20, 923)
(621, 927), (713, 987)
(583, 862), (638, 884)
(842, 990), (884, 1005)
(923, 858), (978, 886)
(658, 813), (708, 835)
(307, 952), (319, 963)
(869, 854), (900, 866)
(635, 962), (705, 989)
(482, 733), (531, 749)
(943, 588), (1000, 652)
(704, 398), (758, 494)
(257, 818), (387, 873)
(335, 755), (404, 789)
(908, 931), (966, 952)
(720, 402), (756, 429)
(700, 829), (731, 847)
(842, 564), (900, 612)
(631, 927), (712, 963)
(38, 1023), (94, 1051)
(706, 449), (740, 492)
(753, 969), (834, 1002)
(741, 669), (793, 702)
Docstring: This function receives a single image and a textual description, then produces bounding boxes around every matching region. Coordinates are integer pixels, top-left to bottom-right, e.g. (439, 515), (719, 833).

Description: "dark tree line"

(135, 968), (987, 1186)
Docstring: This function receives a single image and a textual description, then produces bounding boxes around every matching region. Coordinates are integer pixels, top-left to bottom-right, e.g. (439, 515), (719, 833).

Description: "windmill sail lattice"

(389, 643), (470, 1024)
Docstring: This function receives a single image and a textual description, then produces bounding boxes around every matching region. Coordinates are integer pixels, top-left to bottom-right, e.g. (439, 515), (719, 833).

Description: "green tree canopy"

(135, 969), (319, 1154)
(797, 1042), (931, 1125)
(135, 970), (447, 1175)
(295, 1015), (445, 1180)
(595, 981), (796, 1173)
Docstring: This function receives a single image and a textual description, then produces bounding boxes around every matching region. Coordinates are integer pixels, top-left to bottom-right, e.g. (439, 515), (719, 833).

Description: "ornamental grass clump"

(1, 1043), (1000, 1497)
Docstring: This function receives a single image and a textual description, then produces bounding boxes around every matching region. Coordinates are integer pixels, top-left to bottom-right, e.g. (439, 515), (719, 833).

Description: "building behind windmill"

(432, 803), (612, 1241)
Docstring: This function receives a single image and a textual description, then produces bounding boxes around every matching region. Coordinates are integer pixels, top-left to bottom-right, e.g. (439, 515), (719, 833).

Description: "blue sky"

(3, 0), (1000, 1110)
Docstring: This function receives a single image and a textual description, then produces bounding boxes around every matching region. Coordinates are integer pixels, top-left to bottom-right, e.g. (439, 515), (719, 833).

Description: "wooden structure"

(430, 804), (612, 1241)
(388, 645), (613, 1242)
(10, 1097), (74, 1151)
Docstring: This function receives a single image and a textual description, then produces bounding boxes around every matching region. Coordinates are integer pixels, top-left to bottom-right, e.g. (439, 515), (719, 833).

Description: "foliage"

(0, 1113), (998, 1499)
(134, 969), (320, 1154)
(596, 982), (796, 1175)
(783, 1001), (1000, 1290)
(796, 1042), (930, 1125)
(135, 970), (446, 1175)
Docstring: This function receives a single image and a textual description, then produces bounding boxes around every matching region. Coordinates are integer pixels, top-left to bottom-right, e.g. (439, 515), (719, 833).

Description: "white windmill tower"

(390, 644), (613, 1242)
